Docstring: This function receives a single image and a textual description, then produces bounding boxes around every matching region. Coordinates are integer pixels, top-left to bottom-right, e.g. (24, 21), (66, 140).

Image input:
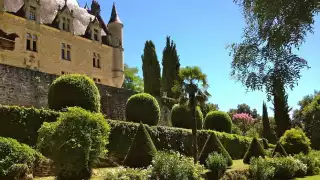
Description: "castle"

(0, 0), (124, 88)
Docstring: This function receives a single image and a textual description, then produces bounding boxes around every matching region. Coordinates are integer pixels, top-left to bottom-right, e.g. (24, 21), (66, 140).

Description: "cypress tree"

(161, 36), (180, 98)
(142, 40), (161, 96)
(262, 102), (273, 142)
(272, 142), (288, 157)
(199, 133), (233, 166)
(123, 122), (157, 168)
(243, 138), (265, 164)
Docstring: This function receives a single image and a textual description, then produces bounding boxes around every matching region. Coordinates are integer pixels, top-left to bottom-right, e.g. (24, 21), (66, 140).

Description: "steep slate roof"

(108, 3), (122, 24)
(4, 0), (107, 36)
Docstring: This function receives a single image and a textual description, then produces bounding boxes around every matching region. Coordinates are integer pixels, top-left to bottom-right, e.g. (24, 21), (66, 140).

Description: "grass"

(296, 175), (320, 180)
(227, 159), (249, 172)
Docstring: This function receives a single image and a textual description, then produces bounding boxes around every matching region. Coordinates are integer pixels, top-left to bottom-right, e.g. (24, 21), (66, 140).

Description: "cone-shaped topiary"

(262, 138), (269, 149)
(171, 103), (203, 129)
(125, 93), (160, 126)
(48, 74), (101, 112)
(199, 133), (233, 166)
(204, 111), (232, 133)
(124, 122), (157, 168)
(243, 137), (265, 164)
(272, 142), (288, 157)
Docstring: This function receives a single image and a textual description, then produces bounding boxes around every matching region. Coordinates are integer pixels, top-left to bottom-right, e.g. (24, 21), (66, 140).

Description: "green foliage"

(221, 169), (249, 180)
(200, 103), (219, 118)
(231, 124), (242, 135)
(141, 40), (161, 96)
(6, 164), (30, 180)
(0, 137), (42, 178)
(122, 64), (144, 92)
(199, 133), (232, 166)
(171, 104), (203, 129)
(272, 142), (288, 157)
(262, 102), (274, 143)
(48, 74), (101, 112)
(262, 138), (269, 149)
(243, 138), (266, 164)
(106, 120), (253, 164)
(205, 152), (227, 180)
(249, 157), (275, 180)
(125, 93), (160, 126)
(124, 123), (157, 168)
(0, 105), (59, 146)
(37, 107), (110, 180)
(204, 111), (232, 133)
(280, 128), (311, 155)
(294, 153), (320, 175)
(104, 167), (150, 180)
(150, 151), (206, 180)
(161, 36), (180, 98)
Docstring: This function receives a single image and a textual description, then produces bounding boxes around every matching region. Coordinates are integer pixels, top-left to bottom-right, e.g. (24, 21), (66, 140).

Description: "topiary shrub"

(0, 137), (43, 179)
(280, 128), (311, 155)
(243, 137), (266, 164)
(170, 103), (203, 129)
(124, 122), (157, 168)
(125, 93), (160, 126)
(48, 74), (101, 112)
(204, 111), (232, 133)
(272, 142), (288, 157)
(199, 133), (233, 166)
(150, 151), (206, 180)
(205, 152), (228, 180)
(37, 107), (110, 180)
(262, 138), (269, 149)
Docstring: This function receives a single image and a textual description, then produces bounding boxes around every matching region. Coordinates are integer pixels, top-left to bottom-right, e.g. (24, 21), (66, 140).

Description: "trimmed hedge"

(171, 104), (203, 129)
(272, 142), (288, 157)
(204, 111), (232, 133)
(0, 105), (60, 146)
(125, 93), (160, 126)
(243, 138), (265, 164)
(124, 123), (157, 168)
(48, 74), (101, 112)
(106, 120), (254, 164)
(280, 128), (311, 155)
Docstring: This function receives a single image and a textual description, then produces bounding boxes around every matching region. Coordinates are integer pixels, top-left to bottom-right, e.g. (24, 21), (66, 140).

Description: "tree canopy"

(122, 64), (144, 92)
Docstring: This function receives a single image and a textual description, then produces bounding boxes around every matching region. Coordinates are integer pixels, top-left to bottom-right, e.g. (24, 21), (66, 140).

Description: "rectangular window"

(26, 33), (37, 52)
(97, 79), (101, 83)
(93, 78), (97, 82)
(61, 43), (71, 61)
(61, 71), (65, 75)
(93, 53), (101, 68)
(66, 19), (70, 32)
(29, 6), (36, 21)
(94, 29), (99, 41)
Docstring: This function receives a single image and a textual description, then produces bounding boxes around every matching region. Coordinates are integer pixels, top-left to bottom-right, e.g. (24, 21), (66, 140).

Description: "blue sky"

(79, 0), (320, 116)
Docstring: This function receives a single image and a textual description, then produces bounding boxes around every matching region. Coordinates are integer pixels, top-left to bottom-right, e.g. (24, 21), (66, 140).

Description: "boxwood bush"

(171, 104), (203, 129)
(0, 105), (60, 146)
(37, 107), (110, 180)
(204, 111), (232, 133)
(106, 120), (253, 164)
(280, 128), (311, 155)
(205, 152), (227, 180)
(125, 93), (160, 126)
(48, 74), (101, 112)
(0, 137), (43, 179)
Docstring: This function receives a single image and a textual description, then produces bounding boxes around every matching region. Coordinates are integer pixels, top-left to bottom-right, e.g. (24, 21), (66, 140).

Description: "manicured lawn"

(296, 175), (320, 180)
(227, 159), (249, 172)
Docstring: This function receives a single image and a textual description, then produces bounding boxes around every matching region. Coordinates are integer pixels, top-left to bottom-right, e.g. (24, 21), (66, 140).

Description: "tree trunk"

(189, 91), (197, 164)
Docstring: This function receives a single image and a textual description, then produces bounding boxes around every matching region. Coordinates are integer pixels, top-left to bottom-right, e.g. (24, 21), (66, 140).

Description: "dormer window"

(29, 6), (36, 21)
(94, 29), (99, 41)
(62, 18), (71, 32)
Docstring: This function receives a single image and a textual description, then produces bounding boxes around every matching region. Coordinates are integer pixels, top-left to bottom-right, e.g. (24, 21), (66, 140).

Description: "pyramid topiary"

(243, 137), (265, 164)
(262, 138), (269, 149)
(123, 122), (157, 168)
(272, 142), (288, 157)
(199, 133), (233, 166)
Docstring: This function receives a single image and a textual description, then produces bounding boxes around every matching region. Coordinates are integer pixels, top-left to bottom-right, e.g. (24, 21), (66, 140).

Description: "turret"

(107, 2), (124, 88)
(91, 0), (101, 16)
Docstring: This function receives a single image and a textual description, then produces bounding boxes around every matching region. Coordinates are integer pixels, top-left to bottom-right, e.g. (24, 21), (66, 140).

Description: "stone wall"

(0, 64), (173, 122)
(0, 63), (133, 120)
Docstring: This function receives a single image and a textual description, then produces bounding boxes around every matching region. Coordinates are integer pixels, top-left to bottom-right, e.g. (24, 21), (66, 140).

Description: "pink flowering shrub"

(232, 113), (255, 133)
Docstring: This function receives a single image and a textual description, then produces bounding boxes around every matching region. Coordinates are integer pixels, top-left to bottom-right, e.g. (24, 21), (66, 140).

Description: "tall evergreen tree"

(262, 101), (273, 142)
(161, 36), (180, 98)
(141, 40), (161, 96)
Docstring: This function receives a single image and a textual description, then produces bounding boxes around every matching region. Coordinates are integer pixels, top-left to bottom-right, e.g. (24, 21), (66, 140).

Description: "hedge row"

(106, 120), (253, 163)
(0, 105), (60, 146)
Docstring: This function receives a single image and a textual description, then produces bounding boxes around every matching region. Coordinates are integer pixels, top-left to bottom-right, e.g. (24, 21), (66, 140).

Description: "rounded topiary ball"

(125, 93), (160, 126)
(204, 111), (232, 133)
(48, 74), (101, 112)
(171, 104), (203, 129)
(280, 128), (311, 155)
